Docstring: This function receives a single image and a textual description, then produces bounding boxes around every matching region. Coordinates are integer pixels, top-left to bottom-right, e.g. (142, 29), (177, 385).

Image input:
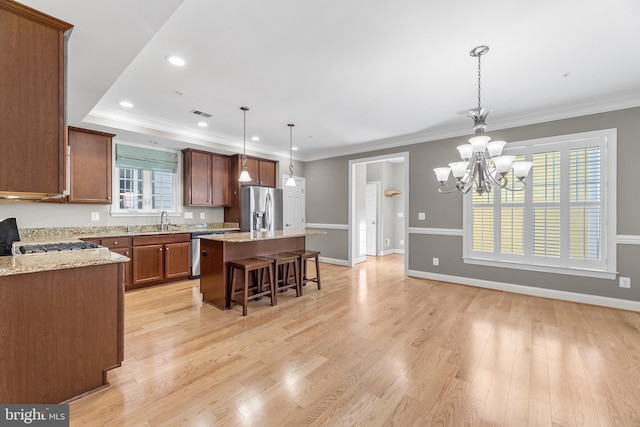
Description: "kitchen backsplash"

(0, 203), (225, 229)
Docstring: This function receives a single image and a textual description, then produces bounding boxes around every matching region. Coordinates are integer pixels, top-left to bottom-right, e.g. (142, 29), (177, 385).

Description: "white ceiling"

(20, 0), (640, 161)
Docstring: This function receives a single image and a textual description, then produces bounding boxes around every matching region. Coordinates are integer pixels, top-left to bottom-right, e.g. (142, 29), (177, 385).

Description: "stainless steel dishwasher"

(190, 230), (223, 279)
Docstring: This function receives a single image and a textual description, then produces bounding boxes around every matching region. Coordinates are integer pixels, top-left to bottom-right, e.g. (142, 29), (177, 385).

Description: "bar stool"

(262, 252), (301, 297)
(290, 250), (321, 291)
(228, 257), (275, 316)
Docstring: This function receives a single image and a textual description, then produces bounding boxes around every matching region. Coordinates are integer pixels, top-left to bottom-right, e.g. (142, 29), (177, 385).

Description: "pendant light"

(238, 106), (252, 182)
(285, 123), (296, 187)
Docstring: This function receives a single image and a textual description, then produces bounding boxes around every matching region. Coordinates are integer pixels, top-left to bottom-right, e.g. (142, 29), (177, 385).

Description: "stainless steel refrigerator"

(240, 186), (283, 232)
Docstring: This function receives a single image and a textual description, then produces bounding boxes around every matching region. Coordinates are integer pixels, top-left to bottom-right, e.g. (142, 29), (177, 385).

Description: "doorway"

(348, 152), (408, 275)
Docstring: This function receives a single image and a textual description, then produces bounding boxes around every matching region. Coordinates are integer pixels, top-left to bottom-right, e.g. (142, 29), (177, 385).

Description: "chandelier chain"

(477, 53), (482, 113)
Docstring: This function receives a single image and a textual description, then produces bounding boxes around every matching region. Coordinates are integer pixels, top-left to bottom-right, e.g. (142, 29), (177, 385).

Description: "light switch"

(418, 212), (426, 220)
(184, 212), (193, 219)
(91, 212), (99, 221)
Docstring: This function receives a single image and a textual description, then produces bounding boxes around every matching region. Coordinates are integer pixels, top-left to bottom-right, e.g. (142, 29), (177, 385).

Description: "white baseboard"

(381, 249), (405, 256)
(408, 269), (640, 312)
(318, 256), (350, 267)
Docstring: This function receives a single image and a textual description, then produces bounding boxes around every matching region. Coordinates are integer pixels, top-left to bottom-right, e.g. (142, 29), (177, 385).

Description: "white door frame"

(348, 152), (409, 275)
(365, 181), (381, 256)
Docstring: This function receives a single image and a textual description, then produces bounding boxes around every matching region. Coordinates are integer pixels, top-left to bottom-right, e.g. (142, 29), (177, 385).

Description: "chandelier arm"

(497, 180), (527, 192)
(437, 183), (462, 194)
(461, 157), (478, 193)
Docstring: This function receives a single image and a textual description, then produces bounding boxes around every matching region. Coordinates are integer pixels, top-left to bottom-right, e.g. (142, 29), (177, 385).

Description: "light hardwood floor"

(70, 254), (640, 426)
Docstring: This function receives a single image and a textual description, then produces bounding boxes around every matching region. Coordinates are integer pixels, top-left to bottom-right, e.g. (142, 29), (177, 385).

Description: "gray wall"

(304, 106), (640, 302)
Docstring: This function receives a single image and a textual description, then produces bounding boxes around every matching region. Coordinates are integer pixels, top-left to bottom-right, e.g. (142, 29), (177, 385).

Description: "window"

(112, 144), (181, 215)
(463, 129), (616, 279)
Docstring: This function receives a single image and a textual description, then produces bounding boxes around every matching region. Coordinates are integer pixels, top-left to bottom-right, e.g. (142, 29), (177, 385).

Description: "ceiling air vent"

(190, 109), (213, 118)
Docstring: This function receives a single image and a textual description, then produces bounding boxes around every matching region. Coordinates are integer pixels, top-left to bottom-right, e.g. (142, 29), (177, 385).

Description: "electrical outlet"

(620, 277), (631, 288)
(418, 212), (426, 220)
(184, 212), (193, 219)
(433, 257), (439, 266)
(385, 238), (390, 246)
(397, 212), (404, 218)
(400, 239), (404, 245)
(200, 212), (206, 220)
(91, 212), (99, 221)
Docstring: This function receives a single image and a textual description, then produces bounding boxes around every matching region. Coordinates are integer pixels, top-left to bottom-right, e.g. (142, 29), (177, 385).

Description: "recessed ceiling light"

(166, 55), (185, 66)
(148, 140), (158, 145)
(197, 122), (208, 127)
(251, 136), (260, 141)
(292, 147), (299, 151)
(119, 101), (134, 108)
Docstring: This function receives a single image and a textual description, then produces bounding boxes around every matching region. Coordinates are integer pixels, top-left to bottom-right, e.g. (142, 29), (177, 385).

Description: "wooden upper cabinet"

(212, 154), (230, 206)
(242, 158), (261, 187)
(0, 1), (73, 198)
(258, 160), (277, 187)
(224, 154), (278, 224)
(183, 149), (230, 207)
(231, 154), (277, 187)
(68, 127), (115, 204)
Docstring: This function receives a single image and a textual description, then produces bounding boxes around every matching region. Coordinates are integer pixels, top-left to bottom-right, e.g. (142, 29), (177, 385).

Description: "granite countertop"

(0, 248), (128, 277)
(1, 223), (241, 276)
(200, 229), (326, 243)
(16, 223), (240, 244)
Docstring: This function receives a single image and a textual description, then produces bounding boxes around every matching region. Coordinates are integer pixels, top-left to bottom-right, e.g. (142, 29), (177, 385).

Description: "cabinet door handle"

(114, 241), (118, 245)
(160, 248), (163, 252)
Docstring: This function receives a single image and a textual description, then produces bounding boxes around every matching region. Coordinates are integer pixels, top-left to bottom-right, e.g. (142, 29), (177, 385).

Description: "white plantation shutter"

(463, 129), (616, 279)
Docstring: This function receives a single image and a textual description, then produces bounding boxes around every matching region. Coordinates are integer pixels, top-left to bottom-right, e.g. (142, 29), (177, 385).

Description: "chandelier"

(434, 46), (533, 195)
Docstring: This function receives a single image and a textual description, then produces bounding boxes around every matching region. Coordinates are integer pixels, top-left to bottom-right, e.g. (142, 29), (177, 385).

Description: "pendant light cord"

(288, 123), (294, 176)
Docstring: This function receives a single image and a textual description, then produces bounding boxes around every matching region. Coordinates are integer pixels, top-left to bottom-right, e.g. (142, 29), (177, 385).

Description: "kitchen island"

(199, 229), (324, 309)
(0, 248), (128, 403)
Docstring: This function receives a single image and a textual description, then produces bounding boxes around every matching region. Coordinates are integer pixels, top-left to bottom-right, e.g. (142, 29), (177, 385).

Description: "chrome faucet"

(160, 211), (170, 231)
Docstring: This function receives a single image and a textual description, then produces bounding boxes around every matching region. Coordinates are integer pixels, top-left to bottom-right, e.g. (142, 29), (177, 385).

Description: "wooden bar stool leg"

(242, 268), (249, 316)
(268, 263), (276, 306)
(294, 257), (301, 296)
(228, 264), (235, 309)
(315, 255), (321, 290)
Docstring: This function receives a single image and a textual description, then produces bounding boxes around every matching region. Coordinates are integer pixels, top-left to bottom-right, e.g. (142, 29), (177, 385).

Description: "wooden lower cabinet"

(101, 237), (132, 289)
(164, 241), (191, 279)
(0, 263), (124, 403)
(132, 234), (190, 288)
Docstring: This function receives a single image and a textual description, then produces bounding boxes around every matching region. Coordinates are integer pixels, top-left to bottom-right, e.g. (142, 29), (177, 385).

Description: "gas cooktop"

(16, 241), (102, 254)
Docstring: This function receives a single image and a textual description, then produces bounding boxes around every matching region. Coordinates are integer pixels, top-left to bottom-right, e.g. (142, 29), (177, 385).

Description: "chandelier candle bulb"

(492, 155), (515, 174)
(457, 144), (474, 161)
(449, 162), (470, 179)
(434, 167), (452, 183)
(487, 140), (506, 157)
(512, 161), (534, 179)
(469, 135), (490, 152)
